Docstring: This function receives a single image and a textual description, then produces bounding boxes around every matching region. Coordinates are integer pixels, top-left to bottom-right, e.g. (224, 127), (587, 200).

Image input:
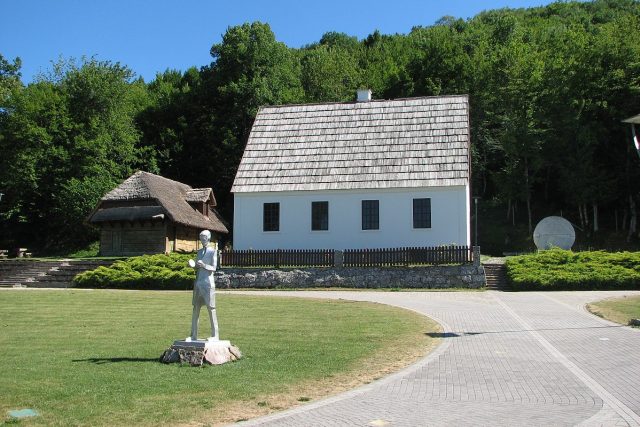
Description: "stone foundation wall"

(215, 264), (486, 289)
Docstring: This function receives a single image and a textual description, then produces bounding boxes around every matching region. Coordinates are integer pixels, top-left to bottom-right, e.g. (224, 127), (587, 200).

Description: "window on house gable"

(263, 202), (280, 232)
(362, 200), (379, 230)
(311, 201), (329, 231)
(413, 198), (432, 228)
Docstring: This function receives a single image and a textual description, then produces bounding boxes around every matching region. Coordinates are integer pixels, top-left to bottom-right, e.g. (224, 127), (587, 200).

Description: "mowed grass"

(0, 290), (438, 426)
(587, 295), (640, 326)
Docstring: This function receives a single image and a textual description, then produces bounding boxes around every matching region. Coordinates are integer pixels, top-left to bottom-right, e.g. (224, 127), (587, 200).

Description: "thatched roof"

(232, 95), (470, 193)
(89, 171), (228, 233)
(186, 188), (214, 203)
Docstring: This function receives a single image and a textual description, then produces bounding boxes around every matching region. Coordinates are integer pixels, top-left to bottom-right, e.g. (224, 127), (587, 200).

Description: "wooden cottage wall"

(174, 225), (200, 252)
(172, 225), (219, 253)
(99, 222), (167, 256)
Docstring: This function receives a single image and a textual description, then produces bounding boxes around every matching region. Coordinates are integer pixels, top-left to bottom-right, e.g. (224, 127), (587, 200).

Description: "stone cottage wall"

(215, 264), (485, 289)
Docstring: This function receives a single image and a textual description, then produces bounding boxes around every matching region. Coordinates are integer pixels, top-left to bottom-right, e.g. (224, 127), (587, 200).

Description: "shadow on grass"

(72, 357), (159, 364)
(426, 324), (625, 338)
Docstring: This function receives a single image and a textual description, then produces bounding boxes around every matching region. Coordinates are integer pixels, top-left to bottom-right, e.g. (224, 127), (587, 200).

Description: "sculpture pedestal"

(160, 339), (242, 366)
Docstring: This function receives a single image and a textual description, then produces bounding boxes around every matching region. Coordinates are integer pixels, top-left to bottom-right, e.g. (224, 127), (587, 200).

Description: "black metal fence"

(343, 245), (471, 267)
(220, 246), (473, 268)
(220, 249), (334, 268)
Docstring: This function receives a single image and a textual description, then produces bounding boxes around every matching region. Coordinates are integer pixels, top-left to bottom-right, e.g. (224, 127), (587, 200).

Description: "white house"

(231, 90), (471, 250)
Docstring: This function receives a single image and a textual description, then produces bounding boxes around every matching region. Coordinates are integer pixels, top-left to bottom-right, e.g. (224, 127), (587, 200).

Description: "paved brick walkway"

(233, 290), (640, 427)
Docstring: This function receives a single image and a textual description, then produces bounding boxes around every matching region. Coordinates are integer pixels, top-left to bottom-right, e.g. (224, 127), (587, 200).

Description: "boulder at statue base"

(160, 339), (242, 366)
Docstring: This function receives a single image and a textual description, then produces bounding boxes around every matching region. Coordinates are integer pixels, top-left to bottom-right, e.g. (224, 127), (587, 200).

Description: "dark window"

(263, 203), (280, 232)
(311, 201), (329, 231)
(413, 198), (431, 228)
(362, 200), (379, 230)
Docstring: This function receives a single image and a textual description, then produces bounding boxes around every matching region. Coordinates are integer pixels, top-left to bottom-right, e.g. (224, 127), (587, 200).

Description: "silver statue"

(186, 230), (219, 341)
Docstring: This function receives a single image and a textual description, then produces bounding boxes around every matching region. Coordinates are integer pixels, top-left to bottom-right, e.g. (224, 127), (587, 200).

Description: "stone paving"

(232, 290), (640, 427)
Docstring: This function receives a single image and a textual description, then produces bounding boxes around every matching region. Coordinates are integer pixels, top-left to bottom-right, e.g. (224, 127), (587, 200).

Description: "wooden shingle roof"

(231, 95), (470, 193)
(89, 171), (228, 233)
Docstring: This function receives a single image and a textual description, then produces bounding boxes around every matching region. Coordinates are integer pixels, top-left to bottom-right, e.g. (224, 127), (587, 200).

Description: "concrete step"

(0, 259), (116, 288)
(482, 263), (511, 291)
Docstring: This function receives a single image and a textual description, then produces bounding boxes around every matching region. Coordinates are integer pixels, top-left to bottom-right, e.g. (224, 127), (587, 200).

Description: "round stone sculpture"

(533, 216), (575, 250)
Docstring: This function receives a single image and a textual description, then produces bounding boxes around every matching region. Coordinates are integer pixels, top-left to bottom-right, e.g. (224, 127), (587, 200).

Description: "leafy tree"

(137, 68), (197, 179)
(318, 31), (359, 50)
(210, 22), (304, 121)
(0, 58), (152, 250)
(0, 54), (22, 108)
(301, 45), (362, 101)
(408, 23), (472, 96)
(206, 22), (303, 193)
(359, 31), (415, 99)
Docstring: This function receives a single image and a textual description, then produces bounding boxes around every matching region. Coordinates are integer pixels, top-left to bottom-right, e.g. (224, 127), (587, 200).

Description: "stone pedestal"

(160, 339), (242, 366)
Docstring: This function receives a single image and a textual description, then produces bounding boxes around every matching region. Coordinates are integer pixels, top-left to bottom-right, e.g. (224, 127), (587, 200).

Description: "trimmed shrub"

(73, 253), (195, 289)
(506, 249), (640, 291)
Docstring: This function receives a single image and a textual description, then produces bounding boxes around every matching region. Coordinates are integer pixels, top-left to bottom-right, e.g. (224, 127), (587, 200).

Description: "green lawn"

(587, 295), (640, 326)
(0, 290), (437, 426)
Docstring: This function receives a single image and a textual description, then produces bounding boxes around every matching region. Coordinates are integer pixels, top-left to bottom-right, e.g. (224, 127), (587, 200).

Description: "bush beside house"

(506, 249), (640, 291)
(73, 253), (194, 290)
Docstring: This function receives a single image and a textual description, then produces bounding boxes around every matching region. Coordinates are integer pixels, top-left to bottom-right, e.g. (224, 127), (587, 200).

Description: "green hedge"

(73, 253), (196, 290)
(506, 249), (640, 291)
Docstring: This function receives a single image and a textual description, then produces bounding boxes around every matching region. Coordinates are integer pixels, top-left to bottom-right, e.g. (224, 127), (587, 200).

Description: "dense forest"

(1, 0), (640, 255)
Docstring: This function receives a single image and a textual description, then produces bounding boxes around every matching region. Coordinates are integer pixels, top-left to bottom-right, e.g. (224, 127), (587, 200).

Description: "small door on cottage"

(100, 231), (112, 256)
(100, 229), (122, 256)
(112, 230), (122, 253)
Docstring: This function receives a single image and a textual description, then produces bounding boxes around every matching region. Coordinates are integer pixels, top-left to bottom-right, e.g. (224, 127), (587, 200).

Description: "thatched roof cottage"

(88, 171), (228, 256)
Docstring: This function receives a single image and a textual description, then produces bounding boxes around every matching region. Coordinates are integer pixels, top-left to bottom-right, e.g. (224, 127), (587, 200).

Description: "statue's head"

(199, 230), (211, 247)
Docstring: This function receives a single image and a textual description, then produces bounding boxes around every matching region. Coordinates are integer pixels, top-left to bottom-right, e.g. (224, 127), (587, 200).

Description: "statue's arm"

(201, 250), (217, 271)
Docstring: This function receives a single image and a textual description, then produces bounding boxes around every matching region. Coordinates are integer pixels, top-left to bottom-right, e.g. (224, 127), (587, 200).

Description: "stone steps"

(483, 263), (510, 291)
(0, 261), (61, 287)
(0, 259), (117, 288)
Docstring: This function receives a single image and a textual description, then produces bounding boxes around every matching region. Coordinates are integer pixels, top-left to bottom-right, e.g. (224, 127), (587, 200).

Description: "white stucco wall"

(233, 186), (470, 250)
